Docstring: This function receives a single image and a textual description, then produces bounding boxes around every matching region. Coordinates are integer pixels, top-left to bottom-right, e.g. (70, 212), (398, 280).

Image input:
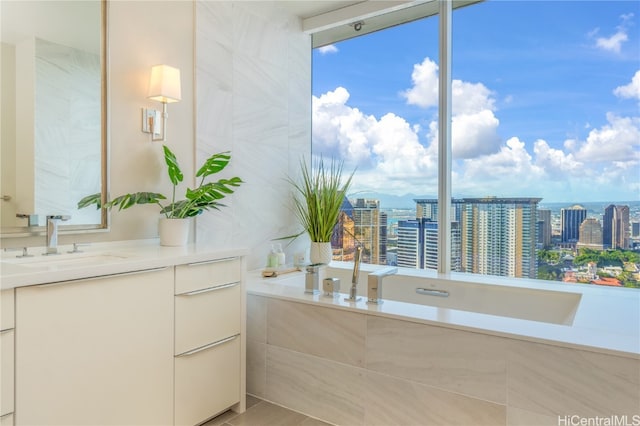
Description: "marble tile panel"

(247, 295), (267, 343)
(366, 316), (507, 404)
(196, 56), (233, 144)
(234, 137), (290, 182)
(196, 207), (234, 247)
(233, 2), (288, 68)
(232, 94), (289, 146)
(365, 371), (506, 426)
(196, 1), (233, 50)
(266, 346), (366, 426)
(507, 407), (558, 426)
(246, 340), (266, 398)
(202, 409), (238, 426)
(227, 400), (308, 426)
(508, 340), (640, 418)
(232, 55), (288, 111)
(267, 299), (366, 367)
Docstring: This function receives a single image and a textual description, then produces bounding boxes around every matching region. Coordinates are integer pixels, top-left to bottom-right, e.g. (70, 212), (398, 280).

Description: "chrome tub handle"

(416, 288), (449, 297)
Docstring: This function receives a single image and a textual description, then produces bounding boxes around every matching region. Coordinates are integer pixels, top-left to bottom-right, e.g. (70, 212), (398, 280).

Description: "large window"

(312, 1), (640, 288)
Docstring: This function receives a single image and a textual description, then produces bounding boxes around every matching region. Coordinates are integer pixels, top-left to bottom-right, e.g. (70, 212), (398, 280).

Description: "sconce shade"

(147, 64), (181, 103)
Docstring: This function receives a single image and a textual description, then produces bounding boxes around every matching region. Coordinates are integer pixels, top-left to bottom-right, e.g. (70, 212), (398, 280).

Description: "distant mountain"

(349, 194), (640, 213)
(348, 192), (436, 209)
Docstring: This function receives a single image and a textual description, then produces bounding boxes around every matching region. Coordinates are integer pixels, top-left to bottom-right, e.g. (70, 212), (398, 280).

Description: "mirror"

(0, 0), (107, 237)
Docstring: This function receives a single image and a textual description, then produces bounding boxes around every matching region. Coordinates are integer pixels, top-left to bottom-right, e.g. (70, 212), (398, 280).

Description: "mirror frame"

(1, 0), (109, 238)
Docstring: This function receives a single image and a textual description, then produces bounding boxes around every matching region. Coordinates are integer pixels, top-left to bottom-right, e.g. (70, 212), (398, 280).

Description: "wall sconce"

(141, 64), (181, 142)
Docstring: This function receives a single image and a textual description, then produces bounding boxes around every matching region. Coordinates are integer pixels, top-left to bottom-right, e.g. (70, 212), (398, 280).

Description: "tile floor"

(203, 395), (332, 426)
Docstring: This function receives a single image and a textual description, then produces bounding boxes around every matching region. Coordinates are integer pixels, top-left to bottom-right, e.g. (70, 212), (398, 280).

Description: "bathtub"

(246, 264), (640, 426)
(250, 262), (639, 356)
(324, 264), (582, 326)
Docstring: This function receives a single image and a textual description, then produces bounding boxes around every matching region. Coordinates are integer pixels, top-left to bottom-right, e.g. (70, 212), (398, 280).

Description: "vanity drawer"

(0, 329), (14, 417)
(1, 290), (14, 331)
(175, 334), (240, 426)
(175, 257), (241, 294)
(175, 282), (241, 355)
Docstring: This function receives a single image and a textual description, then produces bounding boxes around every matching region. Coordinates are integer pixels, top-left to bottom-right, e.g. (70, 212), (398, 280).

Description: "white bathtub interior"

(317, 266), (583, 326)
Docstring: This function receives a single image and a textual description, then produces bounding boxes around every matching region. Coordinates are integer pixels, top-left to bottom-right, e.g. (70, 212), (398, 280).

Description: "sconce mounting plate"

(141, 108), (161, 139)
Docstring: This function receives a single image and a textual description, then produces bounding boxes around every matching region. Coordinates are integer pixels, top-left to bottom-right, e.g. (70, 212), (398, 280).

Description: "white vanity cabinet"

(15, 267), (175, 426)
(0, 289), (15, 426)
(174, 257), (245, 426)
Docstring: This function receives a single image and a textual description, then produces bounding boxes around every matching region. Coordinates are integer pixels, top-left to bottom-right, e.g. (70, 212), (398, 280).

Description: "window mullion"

(437, 0), (452, 275)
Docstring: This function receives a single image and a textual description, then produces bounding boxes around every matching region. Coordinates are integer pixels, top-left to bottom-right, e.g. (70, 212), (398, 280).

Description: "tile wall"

(195, 1), (312, 269)
(247, 294), (640, 426)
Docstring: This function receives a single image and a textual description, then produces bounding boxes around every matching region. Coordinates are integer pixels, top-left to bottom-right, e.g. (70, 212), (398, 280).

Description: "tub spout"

(305, 263), (322, 295)
(367, 267), (397, 305)
(345, 246), (363, 302)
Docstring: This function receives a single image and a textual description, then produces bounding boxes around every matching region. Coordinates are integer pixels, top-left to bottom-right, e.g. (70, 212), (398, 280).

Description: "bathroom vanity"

(0, 241), (247, 426)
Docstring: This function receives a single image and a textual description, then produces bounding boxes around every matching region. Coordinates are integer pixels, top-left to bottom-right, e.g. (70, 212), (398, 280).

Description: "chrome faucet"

(16, 213), (39, 227)
(305, 263), (322, 295)
(345, 246), (362, 302)
(367, 267), (397, 305)
(45, 215), (70, 255)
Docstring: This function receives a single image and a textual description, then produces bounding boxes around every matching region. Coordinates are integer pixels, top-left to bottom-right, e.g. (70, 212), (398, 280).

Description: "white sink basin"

(2, 253), (131, 268)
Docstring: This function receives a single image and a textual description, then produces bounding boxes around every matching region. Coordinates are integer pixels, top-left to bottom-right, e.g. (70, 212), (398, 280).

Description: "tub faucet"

(305, 263), (322, 295)
(16, 213), (39, 227)
(345, 246), (363, 302)
(367, 267), (397, 305)
(45, 215), (70, 255)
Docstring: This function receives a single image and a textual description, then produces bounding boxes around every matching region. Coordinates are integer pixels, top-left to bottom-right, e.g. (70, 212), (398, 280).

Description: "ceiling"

(279, 1), (364, 19)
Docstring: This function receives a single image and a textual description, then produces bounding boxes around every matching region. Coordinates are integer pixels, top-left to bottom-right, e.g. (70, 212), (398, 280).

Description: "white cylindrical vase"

(309, 241), (332, 264)
(158, 217), (190, 246)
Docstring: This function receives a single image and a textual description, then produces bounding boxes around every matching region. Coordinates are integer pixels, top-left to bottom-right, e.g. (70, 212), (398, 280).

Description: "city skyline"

(333, 196), (639, 286)
(313, 0), (640, 203)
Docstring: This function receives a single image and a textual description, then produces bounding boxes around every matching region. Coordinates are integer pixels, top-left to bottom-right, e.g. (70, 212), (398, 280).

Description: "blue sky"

(312, 0), (640, 204)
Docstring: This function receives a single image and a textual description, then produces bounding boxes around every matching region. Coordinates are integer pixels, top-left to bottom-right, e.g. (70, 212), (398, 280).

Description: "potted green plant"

(78, 145), (243, 246)
(287, 157), (354, 264)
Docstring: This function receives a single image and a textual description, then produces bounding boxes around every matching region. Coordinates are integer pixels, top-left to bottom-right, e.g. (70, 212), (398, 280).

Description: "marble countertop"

(247, 266), (640, 359)
(0, 239), (248, 289)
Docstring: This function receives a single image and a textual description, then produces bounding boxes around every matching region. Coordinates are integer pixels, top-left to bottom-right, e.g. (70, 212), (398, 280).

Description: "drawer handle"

(32, 267), (170, 288)
(178, 281), (240, 296)
(186, 257), (237, 266)
(0, 328), (13, 334)
(176, 334), (239, 357)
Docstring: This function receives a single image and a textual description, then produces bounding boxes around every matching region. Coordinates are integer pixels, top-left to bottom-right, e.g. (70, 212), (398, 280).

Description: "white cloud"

(596, 31), (628, 53)
(401, 57), (439, 108)
(312, 87), (437, 195)
(314, 55), (640, 200)
(593, 13), (633, 53)
(452, 110), (501, 158)
(403, 56), (501, 159)
(318, 44), (338, 55)
(533, 139), (583, 177)
(573, 113), (640, 163)
(614, 70), (640, 100)
(452, 80), (496, 115)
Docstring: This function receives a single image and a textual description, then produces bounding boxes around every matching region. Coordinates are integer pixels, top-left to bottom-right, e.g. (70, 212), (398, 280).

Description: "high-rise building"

(577, 217), (603, 250)
(396, 218), (462, 271)
(331, 198), (356, 261)
(415, 197), (540, 279)
(560, 205), (587, 243)
(397, 219), (421, 268)
(537, 209), (552, 248)
(603, 204), (630, 249)
(351, 198), (387, 265)
(632, 222), (640, 238)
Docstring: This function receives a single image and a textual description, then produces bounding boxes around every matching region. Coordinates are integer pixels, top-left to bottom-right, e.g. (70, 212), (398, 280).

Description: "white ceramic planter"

(309, 241), (332, 264)
(158, 217), (190, 246)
